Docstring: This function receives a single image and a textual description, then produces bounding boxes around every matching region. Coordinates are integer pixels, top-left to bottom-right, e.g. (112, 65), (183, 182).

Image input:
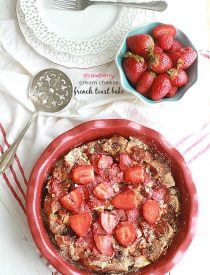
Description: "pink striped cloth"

(199, 50), (210, 60)
(0, 118), (209, 275)
(0, 122), (58, 272)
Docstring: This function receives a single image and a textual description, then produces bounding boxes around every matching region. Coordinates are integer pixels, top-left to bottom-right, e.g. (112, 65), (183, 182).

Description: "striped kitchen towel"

(0, 120), (209, 275)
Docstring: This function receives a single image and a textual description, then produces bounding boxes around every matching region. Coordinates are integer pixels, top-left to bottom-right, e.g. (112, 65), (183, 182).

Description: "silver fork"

(47, 0), (168, 12)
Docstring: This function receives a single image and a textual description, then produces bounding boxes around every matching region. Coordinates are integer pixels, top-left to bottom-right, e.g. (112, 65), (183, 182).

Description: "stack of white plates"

(17, 0), (154, 68)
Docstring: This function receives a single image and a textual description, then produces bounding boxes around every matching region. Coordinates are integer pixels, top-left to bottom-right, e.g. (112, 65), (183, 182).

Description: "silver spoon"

(0, 68), (73, 175)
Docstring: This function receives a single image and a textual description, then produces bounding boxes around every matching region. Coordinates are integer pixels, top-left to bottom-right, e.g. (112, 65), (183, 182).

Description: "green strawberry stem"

(167, 68), (176, 77)
(148, 53), (158, 71)
(177, 61), (182, 70)
(123, 51), (144, 62)
(151, 71), (157, 78)
(147, 44), (155, 56)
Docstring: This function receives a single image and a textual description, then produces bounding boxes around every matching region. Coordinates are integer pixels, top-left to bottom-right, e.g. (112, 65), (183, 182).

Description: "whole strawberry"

(136, 71), (156, 95)
(127, 34), (154, 58)
(153, 45), (163, 54)
(177, 47), (197, 69)
(167, 68), (188, 87)
(150, 74), (172, 101)
(166, 86), (178, 98)
(167, 40), (182, 53)
(168, 50), (182, 66)
(153, 24), (176, 38)
(149, 52), (172, 73)
(123, 52), (147, 86)
(157, 35), (174, 50)
(168, 47), (194, 67)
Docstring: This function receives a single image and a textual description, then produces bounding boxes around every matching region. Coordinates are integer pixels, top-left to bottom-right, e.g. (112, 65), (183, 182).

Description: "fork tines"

(47, 0), (77, 10)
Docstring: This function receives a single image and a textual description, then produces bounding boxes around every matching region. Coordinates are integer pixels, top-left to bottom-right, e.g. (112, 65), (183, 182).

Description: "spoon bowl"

(0, 68), (73, 174)
(30, 68), (73, 113)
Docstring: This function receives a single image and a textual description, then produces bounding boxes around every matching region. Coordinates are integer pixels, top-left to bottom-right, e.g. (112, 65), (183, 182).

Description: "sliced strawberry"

(91, 154), (113, 175)
(127, 34), (154, 57)
(124, 165), (144, 184)
(119, 153), (132, 171)
(69, 212), (92, 237)
(153, 24), (176, 38)
(100, 212), (119, 234)
(92, 221), (107, 235)
(60, 188), (83, 212)
(94, 235), (114, 256)
(115, 222), (137, 247)
(152, 187), (167, 201)
(126, 209), (139, 222)
(90, 154), (101, 174)
(81, 239), (95, 253)
(93, 183), (114, 200)
(92, 246), (101, 256)
(72, 165), (94, 185)
(88, 174), (107, 191)
(111, 189), (138, 209)
(142, 199), (160, 225)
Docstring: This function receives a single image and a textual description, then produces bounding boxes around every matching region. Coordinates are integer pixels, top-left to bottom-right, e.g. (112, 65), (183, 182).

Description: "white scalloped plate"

(17, 0), (153, 68)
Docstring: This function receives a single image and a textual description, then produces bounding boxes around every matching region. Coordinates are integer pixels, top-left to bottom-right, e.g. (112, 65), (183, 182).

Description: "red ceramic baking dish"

(26, 119), (198, 275)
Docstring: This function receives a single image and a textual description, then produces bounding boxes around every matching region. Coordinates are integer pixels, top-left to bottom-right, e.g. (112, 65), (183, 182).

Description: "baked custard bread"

(42, 136), (180, 273)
